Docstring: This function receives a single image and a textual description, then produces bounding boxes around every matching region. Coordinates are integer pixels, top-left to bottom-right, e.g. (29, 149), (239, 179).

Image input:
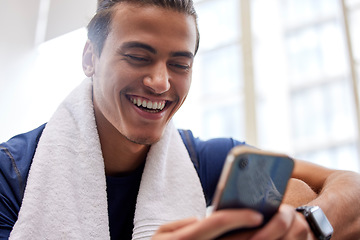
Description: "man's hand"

(152, 205), (315, 240)
(248, 205), (313, 240)
(152, 209), (263, 240)
(283, 178), (317, 207)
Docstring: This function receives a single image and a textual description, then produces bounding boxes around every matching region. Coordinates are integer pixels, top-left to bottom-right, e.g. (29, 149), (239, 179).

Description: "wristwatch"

(296, 206), (333, 240)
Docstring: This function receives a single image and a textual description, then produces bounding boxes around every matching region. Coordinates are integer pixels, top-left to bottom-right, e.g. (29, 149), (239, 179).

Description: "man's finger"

(249, 205), (296, 240)
(156, 217), (199, 233)
(175, 209), (263, 240)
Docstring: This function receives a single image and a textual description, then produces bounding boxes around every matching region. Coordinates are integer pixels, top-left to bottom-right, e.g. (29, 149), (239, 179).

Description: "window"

(176, 0), (360, 171)
(175, 0), (244, 140)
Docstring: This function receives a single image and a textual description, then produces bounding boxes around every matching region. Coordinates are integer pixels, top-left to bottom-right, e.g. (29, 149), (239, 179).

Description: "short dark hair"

(87, 0), (200, 56)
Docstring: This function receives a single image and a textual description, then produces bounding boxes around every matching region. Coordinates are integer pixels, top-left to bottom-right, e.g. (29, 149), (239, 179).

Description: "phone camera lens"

(238, 158), (248, 169)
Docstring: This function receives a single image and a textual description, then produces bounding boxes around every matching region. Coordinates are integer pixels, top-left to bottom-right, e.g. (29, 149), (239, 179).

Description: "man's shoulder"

(0, 124), (46, 200)
(178, 129), (246, 205)
(0, 124), (45, 237)
(178, 129), (246, 164)
(1, 124), (46, 170)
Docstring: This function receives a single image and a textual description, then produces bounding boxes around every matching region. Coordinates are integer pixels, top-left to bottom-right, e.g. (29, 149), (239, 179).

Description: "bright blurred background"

(1, 0), (360, 171)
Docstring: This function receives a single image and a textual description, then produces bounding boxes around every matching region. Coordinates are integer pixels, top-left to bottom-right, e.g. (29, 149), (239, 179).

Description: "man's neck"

(101, 132), (150, 176)
(95, 119), (150, 176)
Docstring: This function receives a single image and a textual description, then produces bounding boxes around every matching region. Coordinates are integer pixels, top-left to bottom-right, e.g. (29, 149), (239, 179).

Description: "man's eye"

(169, 63), (190, 70)
(124, 54), (149, 62)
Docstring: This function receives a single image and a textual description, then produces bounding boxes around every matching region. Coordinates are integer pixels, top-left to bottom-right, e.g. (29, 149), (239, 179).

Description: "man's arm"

(290, 159), (360, 239)
(152, 157), (360, 240)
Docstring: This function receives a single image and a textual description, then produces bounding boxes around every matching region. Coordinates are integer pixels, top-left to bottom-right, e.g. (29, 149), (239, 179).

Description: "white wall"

(0, 0), (96, 141)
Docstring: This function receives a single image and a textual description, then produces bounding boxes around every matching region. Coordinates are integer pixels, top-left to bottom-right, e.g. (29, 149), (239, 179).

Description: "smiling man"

(82, 2), (197, 175)
(1, 0), (360, 239)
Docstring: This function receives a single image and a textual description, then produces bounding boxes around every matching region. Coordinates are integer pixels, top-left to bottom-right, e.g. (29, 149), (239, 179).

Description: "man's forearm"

(309, 170), (360, 239)
(283, 178), (317, 207)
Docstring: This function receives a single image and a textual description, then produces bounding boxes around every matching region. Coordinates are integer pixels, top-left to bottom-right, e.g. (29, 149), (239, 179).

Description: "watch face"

(309, 208), (333, 238)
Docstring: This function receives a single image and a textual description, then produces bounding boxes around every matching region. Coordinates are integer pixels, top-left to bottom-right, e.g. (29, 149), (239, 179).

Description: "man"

(1, 0), (360, 239)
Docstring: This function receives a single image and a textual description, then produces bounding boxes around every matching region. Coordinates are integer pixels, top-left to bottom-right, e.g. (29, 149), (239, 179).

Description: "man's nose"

(143, 63), (170, 94)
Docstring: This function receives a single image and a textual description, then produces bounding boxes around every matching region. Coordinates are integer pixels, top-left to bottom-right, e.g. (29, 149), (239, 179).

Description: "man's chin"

(125, 133), (162, 146)
(120, 124), (167, 146)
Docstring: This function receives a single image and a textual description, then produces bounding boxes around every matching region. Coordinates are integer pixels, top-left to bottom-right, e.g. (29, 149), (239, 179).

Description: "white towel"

(9, 78), (206, 240)
(133, 118), (206, 239)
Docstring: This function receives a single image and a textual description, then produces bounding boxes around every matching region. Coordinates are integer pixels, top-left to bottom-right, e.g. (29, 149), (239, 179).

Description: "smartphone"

(211, 145), (294, 230)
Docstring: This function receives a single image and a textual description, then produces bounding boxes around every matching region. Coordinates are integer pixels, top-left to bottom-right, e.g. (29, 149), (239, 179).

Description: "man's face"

(84, 3), (197, 145)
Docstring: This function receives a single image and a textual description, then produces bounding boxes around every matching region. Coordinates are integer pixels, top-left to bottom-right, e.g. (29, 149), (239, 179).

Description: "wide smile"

(128, 95), (170, 114)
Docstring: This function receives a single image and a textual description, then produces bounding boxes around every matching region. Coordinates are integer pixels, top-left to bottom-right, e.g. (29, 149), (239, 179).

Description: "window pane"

(195, 0), (240, 51)
(286, 27), (322, 84)
(202, 102), (244, 140)
(320, 23), (348, 77)
(282, 0), (338, 26)
(285, 22), (347, 86)
(291, 86), (326, 143)
(296, 144), (359, 171)
(291, 79), (357, 145)
(198, 44), (243, 96)
(346, 0), (360, 7)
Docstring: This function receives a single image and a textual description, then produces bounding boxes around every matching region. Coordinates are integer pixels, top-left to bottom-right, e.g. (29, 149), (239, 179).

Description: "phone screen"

(216, 152), (294, 222)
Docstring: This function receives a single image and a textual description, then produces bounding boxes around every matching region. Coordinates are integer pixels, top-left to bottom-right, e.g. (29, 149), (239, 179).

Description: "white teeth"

(130, 97), (166, 111)
(147, 101), (153, 109)
(152, 102), (158, 109)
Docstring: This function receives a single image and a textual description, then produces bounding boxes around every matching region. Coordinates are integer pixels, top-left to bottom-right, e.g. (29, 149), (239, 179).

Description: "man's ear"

(82, 40), (96, 77)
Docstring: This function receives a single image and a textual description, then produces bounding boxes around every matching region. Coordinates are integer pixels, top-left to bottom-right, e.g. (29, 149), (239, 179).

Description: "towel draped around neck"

(10, 78), (206, 240)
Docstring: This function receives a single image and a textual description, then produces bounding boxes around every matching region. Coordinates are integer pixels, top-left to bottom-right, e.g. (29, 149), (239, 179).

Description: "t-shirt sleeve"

(0, 147), (21, 238)
(193, 136), (246, 206)
(0, 124), (45, 238)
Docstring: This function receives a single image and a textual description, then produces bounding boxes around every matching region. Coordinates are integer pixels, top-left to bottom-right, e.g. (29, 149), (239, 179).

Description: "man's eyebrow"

(171, 51), (194, 60)
(120, 42), (157, 54)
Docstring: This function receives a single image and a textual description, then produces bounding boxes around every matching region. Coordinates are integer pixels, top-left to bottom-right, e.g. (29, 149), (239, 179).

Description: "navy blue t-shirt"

(106, 163), (145, 239)
(0, 125), (244, 239)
